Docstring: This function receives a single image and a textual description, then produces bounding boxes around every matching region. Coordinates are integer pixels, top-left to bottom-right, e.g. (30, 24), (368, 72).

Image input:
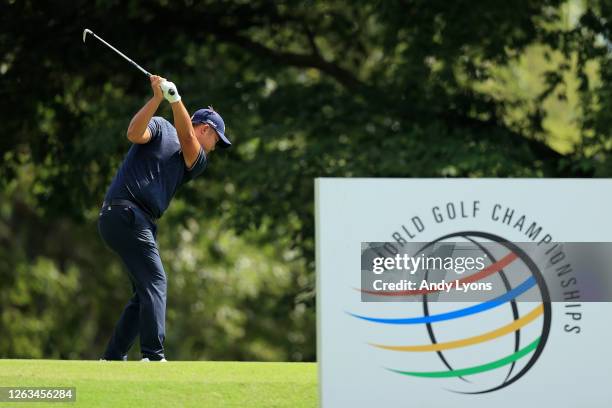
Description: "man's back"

(104, 116), (207, 219)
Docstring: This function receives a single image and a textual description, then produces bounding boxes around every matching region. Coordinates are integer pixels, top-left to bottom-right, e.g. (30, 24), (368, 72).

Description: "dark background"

(1, 0), (611, 360)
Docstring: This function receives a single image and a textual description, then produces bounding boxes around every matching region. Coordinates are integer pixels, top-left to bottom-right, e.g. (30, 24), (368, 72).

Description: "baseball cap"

(191, 107), (231, 148)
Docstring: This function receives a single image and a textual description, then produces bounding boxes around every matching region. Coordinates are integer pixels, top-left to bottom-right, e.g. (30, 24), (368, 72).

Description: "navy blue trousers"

(98, 204), (166, 361)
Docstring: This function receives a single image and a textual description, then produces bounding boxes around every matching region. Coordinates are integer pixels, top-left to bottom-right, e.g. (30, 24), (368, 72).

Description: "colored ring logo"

(351, 231), (552, 394)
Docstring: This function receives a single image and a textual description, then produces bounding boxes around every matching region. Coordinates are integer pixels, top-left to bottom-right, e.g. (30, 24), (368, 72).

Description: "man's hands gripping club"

(147, 75), (201, 168)
(150, 75), (181, 104)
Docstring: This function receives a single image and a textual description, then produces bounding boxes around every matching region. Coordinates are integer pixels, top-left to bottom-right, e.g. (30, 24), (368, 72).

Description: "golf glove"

(160, 80), (181, 103)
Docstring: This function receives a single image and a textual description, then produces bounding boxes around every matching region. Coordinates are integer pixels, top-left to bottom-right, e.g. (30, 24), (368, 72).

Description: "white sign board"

(316, 178), (612, 407)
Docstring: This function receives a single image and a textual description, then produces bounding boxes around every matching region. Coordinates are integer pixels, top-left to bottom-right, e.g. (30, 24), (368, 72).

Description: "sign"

(316, 178), (612, 407)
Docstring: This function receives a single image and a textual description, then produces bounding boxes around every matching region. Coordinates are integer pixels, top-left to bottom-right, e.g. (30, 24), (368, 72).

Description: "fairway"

(0, 360), (317, 407)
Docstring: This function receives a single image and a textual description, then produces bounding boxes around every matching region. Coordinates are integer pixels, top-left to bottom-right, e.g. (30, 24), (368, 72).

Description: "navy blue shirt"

(104, 116), (207, 218)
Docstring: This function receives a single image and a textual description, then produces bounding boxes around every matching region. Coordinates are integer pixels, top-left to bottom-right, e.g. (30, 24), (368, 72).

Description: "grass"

(0, 360), (317, 408)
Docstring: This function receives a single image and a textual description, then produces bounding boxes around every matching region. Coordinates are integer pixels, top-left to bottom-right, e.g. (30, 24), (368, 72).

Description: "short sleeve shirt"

(104, 116), (207, 218)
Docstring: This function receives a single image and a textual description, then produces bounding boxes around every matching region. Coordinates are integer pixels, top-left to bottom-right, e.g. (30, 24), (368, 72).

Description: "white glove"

(160, 80), (181, 103)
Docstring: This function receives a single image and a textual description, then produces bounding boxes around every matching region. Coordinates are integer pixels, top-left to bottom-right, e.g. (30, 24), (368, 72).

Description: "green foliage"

(0, 170), (312, 361)
(0, 0), (610, 360)
(159, 203), (314, 361)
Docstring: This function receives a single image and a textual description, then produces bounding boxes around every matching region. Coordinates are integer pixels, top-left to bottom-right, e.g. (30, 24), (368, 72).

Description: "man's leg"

(137, 266), (166, 360)
(120, 243), (167, 361)
(98, 206), (167, 361)
(103, 284), (140, 360)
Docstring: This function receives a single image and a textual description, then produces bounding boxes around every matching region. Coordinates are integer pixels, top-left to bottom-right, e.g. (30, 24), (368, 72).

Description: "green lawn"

(0, 360), (317, 408)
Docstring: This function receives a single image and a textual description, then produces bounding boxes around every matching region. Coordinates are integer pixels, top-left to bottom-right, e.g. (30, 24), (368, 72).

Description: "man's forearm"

(170, 101), (201, 167)
(127, 97), (162, 141)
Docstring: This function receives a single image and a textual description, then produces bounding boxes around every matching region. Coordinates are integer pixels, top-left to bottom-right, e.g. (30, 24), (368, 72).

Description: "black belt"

(102, 198), (157, 224)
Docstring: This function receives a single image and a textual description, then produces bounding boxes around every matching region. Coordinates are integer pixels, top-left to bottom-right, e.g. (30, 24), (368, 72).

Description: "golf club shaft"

(86, 30), (151, 77)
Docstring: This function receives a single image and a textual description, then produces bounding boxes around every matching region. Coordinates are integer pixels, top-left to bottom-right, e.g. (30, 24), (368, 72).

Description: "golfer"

(98, 75), (231, 361)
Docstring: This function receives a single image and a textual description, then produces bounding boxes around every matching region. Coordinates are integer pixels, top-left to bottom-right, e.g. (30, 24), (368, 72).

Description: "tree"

(0, 0), (608, 360)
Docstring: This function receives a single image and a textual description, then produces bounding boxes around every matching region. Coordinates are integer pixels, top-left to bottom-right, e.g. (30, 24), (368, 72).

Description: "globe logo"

(351, 231), (552, 394)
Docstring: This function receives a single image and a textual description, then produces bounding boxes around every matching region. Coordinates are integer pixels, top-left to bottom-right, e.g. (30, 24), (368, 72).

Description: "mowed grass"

(0, 360), (317, 408)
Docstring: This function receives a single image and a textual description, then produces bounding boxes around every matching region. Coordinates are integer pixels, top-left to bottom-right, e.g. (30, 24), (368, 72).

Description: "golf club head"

(82, 28), (93, 44)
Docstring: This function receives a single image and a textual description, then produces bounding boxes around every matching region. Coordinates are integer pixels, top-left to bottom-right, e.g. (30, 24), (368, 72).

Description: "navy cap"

(191, 107), (231, 148)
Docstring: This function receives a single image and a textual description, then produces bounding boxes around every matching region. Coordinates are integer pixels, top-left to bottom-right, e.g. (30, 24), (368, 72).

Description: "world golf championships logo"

(351, 232), (552, 394)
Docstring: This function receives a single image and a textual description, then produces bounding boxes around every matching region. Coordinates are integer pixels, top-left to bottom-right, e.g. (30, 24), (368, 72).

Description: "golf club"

(82, 28), (152, 77)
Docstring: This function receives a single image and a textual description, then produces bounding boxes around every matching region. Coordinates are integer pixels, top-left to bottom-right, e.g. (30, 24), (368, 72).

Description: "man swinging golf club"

(98, 75), (231, 361)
